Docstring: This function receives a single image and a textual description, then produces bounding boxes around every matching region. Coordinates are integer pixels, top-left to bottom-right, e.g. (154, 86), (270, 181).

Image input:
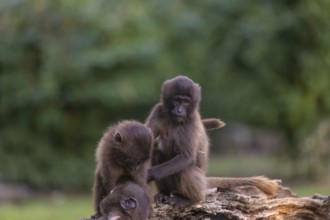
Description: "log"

(150, 183), (330, 220)
(79, 181), (330, 220)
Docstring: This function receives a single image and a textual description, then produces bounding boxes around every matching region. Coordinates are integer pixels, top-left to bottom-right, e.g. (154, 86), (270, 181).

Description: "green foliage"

(199, 0), (330, 161)
(0, 0), (329, 189)
(0, 0), (163, 190)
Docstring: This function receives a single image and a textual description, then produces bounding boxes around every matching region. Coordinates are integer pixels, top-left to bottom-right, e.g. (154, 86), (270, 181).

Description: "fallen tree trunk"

(149, 182), (330, 220)
(80, 181), (330, 220)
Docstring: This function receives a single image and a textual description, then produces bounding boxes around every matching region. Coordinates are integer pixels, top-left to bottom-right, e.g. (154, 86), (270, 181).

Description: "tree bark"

(149, 182), (330, 220)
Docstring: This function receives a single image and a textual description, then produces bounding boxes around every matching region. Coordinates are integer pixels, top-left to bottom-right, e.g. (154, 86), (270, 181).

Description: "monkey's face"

(161, 76), (201, 123)
(170, 95), (190, 122)
(101, 196), (136, 220)
(100, 182), (150, 220)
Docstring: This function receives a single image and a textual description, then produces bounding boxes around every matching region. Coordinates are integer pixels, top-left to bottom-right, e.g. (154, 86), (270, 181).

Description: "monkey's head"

(110, 121), (153, 168)
(161, 75), (201, 123)
(100, 182), (150, 220)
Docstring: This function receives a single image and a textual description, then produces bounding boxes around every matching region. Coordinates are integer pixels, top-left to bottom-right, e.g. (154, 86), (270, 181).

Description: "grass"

(208, 155), (330, 196)
(0, 195), (92, 220)
(293, 184), (330, 197)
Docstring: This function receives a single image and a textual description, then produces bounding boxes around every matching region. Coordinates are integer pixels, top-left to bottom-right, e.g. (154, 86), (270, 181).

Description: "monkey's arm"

(148, 153), (195, 182)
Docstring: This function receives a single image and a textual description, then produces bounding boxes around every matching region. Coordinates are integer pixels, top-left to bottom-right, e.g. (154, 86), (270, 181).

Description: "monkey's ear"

(120, 197), (137, 210)
(114, 132), (123, 144)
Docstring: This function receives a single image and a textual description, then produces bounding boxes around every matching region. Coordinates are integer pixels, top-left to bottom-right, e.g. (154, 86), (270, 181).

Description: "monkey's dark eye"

(120, 197), (137, 210)
(115, 133), (123, 143)
(173, 101), (179, 106)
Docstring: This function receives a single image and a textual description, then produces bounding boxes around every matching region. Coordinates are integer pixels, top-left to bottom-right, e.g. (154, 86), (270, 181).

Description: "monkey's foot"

(154, 193), (193, 208)
(165, 196), (193, 208)
(154, 193), (170, 204)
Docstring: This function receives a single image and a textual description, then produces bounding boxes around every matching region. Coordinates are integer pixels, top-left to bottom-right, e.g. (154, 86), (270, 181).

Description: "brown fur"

(207, 176), (279, 195)
(146, 76), (278, 207)
(92, 120), (153, 218)
(202, 118), (226, 130)
(100, 181), (150, 220)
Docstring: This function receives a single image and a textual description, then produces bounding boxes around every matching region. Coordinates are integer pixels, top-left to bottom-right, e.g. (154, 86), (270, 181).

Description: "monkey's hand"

(90, 213), (102, 220)
(147, 167), (163, 182)
(147, 168), (154, 183)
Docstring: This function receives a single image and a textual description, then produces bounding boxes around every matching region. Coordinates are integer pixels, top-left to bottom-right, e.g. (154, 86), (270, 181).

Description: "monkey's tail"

(207, 176), (279, 196)
(202, 118), (226, 130)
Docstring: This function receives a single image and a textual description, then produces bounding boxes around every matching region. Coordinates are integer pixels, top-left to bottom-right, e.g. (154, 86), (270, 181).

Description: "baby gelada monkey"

(146, 76), (279, 207)
(92, 120), (153, 218)
(100, 181), (150, 220)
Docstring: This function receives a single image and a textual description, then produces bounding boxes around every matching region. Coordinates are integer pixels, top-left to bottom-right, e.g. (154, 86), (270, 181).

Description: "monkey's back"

(95, 121), (152, 190)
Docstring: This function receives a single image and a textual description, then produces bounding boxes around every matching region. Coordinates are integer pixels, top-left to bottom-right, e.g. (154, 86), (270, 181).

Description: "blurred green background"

(1, 0), (330, 219)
